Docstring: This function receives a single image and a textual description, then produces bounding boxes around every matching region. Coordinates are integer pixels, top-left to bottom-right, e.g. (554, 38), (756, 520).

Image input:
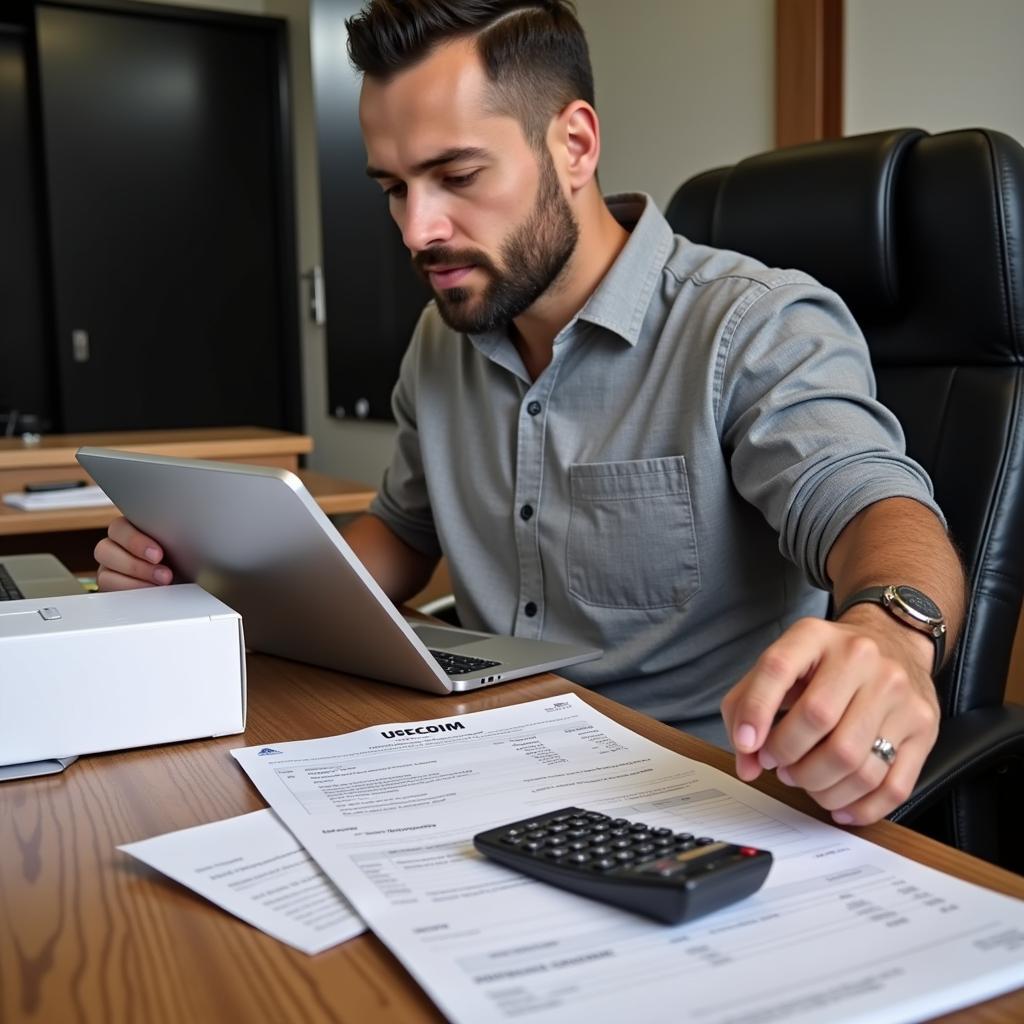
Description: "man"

(96, 0), (964, 827)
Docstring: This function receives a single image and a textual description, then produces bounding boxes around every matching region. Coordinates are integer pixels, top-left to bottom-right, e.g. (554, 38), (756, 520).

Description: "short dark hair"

(346, 1), (594, 147)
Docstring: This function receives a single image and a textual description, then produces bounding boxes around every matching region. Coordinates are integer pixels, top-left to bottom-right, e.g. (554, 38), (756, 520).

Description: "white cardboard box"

(0, 584), (245, 774)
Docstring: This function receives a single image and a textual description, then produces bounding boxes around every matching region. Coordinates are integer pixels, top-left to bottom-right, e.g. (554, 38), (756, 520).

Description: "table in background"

(1, 658), (1022, 1024)
(0, 427), (375, 570)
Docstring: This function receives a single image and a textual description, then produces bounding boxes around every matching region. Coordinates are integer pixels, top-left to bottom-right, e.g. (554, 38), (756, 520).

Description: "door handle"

(71, 329), (90, 363)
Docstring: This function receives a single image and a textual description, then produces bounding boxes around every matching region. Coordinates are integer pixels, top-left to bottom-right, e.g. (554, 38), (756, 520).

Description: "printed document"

(119, 808), (365, 955)
(233, 694), (1024, 1023)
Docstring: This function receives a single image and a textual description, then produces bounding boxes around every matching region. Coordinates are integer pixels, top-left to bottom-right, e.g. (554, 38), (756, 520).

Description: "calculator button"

(696, 837), (715, 846)
(629, 823), (649, 832)
(524, 822), (540, 829)
(526, 830), (548, 840)
(502, 836), (525, 846)
(524, 841), (544, 851)
(593, 858), (617, 871)
(589, 844), (611, 855)
(552, 814), (573, 822)
(545, 847), (569, 858)
(653, 828), (673, 837)
(654, 836), (674, 847)
(634, 843), (656, 856)
(590, 822), (609, 832)
(585, 813), (609, 821)
(610, 819), (628, 827)
(546, 836), (568, 846)
(614, 851), (635, 862)
(568, 852), (591, 864)
(611, 839), (632, 849)
(548, 824), (569, 833)
(676, 840), (696, 851)
(631, 832), (651, 843)
(674, 833), (694, 842)
(568, 841), (589, 851)
(566, 829), (588, 838)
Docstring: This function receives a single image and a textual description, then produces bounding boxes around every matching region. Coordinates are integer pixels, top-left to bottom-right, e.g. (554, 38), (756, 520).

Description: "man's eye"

(383, 183), (407, 200)
(445, 170), (481, 189)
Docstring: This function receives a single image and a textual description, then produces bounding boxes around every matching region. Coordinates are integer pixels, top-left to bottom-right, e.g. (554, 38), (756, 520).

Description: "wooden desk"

(1, 660), (1021, 1023)
(0, 428), (375, 570)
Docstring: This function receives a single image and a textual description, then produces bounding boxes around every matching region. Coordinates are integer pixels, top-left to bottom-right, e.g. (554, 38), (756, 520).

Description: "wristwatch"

(835, 585), (947, 676)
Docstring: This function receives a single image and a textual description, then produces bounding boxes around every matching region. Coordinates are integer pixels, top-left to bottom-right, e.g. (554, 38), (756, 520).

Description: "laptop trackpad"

(410, 623), (492, 649)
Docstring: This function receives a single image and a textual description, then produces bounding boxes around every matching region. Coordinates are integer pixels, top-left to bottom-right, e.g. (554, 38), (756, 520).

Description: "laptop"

(0, 553), (86, 601)
(76, 447), (602, 694)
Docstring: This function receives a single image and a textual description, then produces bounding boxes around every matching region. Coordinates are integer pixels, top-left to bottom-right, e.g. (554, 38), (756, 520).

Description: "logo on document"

(257, 747), (284, 756)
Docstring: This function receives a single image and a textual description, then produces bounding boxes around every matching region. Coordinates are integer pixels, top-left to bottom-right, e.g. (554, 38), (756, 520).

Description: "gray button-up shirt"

(370, 194), (942, 724)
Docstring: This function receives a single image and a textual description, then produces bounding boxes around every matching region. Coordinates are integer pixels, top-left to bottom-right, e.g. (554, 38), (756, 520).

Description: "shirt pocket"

(566, 455), (701, 610)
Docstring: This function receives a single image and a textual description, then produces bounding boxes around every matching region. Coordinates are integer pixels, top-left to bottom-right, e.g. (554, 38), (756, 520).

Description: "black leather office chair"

(667, 128), (1024, 872)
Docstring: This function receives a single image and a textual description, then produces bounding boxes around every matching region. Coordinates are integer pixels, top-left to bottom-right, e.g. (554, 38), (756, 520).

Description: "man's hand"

(720, 607), (940, 825)
(94, 516), (173, 590)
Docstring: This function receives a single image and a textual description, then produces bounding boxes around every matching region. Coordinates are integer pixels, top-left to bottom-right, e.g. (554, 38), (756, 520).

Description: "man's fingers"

(96, 567), (159, 592)
(724, 619), (826, 756)
(107, 516), (164, 564)
(94, 536), (172, 587)
(734, 751), (762, 783)
(767, 661), (898, 788)
(830, 733), (929, 825)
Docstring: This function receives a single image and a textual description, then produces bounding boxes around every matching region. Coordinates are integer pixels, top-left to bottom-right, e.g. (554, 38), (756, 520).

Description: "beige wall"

(578, 0), (775, 208)
(845, 0), (1024, 144)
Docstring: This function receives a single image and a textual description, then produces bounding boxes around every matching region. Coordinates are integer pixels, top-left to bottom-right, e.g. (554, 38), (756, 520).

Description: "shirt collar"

(467, 191), (674, 362)
(576, 193), (673, 347)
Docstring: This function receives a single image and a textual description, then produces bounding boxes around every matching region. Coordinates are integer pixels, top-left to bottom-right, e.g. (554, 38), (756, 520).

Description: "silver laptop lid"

(77, 447), (454, 693)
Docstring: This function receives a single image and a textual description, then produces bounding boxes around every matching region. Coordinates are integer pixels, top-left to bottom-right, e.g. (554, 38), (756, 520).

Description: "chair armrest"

(889, 704), (1024, 824)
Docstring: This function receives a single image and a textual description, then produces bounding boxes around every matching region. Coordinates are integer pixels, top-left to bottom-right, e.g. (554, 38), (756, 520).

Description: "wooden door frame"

(775, 0), (843, 148)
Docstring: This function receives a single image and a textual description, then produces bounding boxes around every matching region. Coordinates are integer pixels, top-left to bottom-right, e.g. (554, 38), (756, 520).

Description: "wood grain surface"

(2, 657), (1022, 1023)
(0, 427), (312, 472)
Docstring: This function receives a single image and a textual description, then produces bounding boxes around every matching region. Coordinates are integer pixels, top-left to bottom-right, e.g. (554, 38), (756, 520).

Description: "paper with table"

(119, 808), (365, 955)
(232, 693), (1024, 1023)
(3, 484), (114, 511)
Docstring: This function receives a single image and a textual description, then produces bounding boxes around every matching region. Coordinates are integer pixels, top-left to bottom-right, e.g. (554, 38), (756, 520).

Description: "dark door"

(311, 0), (430, 421)
(0, 25), (53, 433)
(36, 4), (295, 431)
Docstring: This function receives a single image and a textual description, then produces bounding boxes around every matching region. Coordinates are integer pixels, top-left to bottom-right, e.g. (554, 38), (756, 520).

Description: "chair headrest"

(666, 128), (1024, 365)
(667, 129), (924, 315)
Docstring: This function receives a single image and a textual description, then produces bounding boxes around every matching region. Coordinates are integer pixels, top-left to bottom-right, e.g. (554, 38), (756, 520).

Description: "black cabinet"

(1, 1), (301, 434)
(311, 0), (429, 422)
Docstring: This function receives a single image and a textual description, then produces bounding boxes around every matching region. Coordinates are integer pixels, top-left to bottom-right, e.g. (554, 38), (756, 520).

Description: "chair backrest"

(666, 128), (1024, 717)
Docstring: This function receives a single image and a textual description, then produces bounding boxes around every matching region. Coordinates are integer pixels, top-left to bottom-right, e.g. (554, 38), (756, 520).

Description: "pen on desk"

(24, 480), (88, 493)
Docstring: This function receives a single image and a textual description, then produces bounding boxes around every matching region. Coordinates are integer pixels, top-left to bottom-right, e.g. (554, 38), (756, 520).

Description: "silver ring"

(871, 737), (897, 766)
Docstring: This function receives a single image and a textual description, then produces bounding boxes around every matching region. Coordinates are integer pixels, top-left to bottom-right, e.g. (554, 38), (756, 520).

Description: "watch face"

(894, 586), (942, 622)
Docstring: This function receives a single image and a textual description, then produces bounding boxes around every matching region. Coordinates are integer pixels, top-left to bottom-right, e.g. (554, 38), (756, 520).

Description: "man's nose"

(400, 189), (453, 253)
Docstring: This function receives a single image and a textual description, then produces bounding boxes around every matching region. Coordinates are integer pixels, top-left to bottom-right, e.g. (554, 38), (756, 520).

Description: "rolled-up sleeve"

(718, 277), (945, 591)
(367, 310), (444, 559)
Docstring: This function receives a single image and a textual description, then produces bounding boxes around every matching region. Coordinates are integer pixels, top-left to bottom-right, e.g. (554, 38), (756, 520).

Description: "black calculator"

(473, 806), (772, 924)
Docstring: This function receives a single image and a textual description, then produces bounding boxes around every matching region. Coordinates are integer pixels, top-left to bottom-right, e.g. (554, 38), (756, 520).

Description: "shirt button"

(520, 504), (534, 521)
(527, 401), (542, 416)
(524, 601), (538, 617)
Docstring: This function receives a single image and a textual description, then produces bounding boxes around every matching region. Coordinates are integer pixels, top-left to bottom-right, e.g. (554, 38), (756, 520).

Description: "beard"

(413, 152), (580, 334)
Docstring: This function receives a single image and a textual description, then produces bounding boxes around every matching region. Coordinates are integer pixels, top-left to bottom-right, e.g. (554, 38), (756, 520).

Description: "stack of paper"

(122, 695), (1024, 1023)
(3, 485), (114, 511)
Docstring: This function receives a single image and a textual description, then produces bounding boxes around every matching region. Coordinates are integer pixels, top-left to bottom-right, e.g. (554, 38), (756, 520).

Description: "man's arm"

(342, 513), (439, 605)
(721, 497), (965, 825)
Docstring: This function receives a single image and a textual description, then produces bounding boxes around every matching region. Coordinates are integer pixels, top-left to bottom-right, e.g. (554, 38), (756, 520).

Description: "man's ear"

(549, 100), (600, 192)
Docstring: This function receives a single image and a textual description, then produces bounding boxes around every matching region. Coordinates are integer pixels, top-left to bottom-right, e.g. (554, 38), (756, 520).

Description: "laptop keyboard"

(0, 565), (25, 601)
(429, 650), (501, 677)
